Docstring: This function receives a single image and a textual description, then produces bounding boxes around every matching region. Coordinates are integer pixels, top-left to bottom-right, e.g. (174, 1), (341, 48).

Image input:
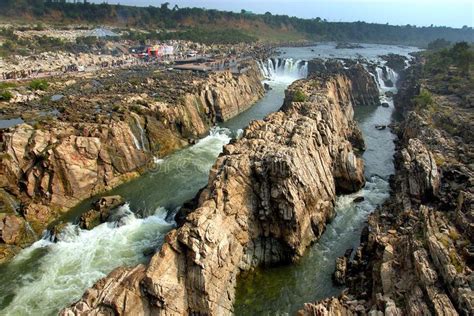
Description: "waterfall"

(131, 131), (142, 150)
(0, 188), (38, 240)
(258, 58), (308, 83)
(375, 67), (386, 90)
(24, 222), (38, 241)
(135, 115), (146, 151)
(386, 68), (399, 85)
(375, 66), (399, 94)
(374, 65), (399, 107)
(131, 114), (147, 151)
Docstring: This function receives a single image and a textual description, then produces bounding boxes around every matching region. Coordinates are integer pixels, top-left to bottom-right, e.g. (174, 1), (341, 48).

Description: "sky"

(88, 0), (474, 28)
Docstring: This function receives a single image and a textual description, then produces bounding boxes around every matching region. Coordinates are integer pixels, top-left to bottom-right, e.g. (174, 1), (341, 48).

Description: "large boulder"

(308, 60), (380, 107)
(400, 138), (440, 202)
(380, 54), (407, 73)
(79, 195), (125, 230)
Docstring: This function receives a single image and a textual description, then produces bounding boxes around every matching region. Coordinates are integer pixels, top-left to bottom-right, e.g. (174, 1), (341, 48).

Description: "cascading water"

(0, 204), (175, 315)
(375, 65), (399, 108)
(0, 189), (38, 241)
(375, 66), (398, 92)
(387, 68), (399, 84)
(375, 66), (386, 89)
(131, 114), (147, 151)
(258, 58), (308, 83)
(130, 131), (142, 150)
(0, 126), (234, 316)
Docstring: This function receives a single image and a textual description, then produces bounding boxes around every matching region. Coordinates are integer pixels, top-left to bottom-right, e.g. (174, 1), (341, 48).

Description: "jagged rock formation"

(394, 62), (422, 116)
(61, 71), (368, 315)
(308, 59), (380, 107)
(300, 61), (474, 315)
(381, 53), (408, 73)
(0, 64), (264, 262)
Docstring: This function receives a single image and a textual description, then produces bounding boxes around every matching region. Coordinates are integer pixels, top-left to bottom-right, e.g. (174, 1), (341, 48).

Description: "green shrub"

(29, 79), (49, 91)
(413, 89), (433, 108)
(34, 23), (45, 31)
(0, 82), (16, 90)
(293, 89), (307, 102)
(0, 90), (13, 101)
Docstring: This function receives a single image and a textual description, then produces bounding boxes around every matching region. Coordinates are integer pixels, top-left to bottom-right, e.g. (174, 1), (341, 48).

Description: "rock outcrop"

(308, 59), (380, 107)
(61, 72), (366, 315)
(381, 53), (408, 73)
(78, 195), (125, 230)
(300, 60), (474, 315)
(0, 63), (264, 261)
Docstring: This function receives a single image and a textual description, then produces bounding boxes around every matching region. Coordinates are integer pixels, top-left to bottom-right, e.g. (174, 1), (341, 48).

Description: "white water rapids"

(0, 127), (234, 315)
(2, 205), (172, 315)
(258, 58), (308, 83)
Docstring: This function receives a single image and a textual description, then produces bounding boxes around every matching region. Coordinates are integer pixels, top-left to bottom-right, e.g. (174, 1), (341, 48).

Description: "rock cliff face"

(300, 62), (474, 316)
(61, 72), (367, 315)
(0, 64), (264, 261)
(307, 59), (380, 107)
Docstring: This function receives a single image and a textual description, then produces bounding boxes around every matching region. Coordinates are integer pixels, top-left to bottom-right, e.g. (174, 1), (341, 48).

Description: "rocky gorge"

(0, 62), (265, 262)
(0, 2), (471, 312)
(299, 52), (474, 315)
(60, 62), (383, 315)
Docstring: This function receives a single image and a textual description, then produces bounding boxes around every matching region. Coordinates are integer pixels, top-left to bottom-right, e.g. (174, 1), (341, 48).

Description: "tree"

(428, 39), (451, 50)
(451, 42), (473, 76)
(160, 2), (169, 11)
(451, 41), (469, 55)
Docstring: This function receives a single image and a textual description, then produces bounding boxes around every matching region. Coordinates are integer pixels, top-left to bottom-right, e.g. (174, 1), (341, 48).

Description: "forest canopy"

(0, 0), (473, 46)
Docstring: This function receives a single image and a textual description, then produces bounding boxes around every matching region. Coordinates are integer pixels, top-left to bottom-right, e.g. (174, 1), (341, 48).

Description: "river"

(0, 43), (417, 315)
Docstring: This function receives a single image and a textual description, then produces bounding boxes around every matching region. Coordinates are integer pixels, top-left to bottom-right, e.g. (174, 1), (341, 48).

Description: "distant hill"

(1, 0), (473, 46)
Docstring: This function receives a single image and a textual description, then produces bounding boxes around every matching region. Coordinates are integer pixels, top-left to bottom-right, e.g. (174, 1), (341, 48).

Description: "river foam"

(0, 204), (173, 315)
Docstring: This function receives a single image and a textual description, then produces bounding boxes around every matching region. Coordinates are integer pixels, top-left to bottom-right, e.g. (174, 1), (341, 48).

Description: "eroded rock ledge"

(307, 58), (380, 107)
(0, 63), (264, 261)
(61, 71), (368, 315)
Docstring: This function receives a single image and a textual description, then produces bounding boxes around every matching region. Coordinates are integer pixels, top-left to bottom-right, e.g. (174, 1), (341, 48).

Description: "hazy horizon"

(88, 0), (474, 28)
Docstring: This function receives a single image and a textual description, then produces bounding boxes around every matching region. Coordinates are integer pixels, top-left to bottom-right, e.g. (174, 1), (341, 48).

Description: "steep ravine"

(61, 67), (375, 315)
(0, 45), (418, 315)
(234, 57), (401, 315)
(299, 59), (474, 315)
